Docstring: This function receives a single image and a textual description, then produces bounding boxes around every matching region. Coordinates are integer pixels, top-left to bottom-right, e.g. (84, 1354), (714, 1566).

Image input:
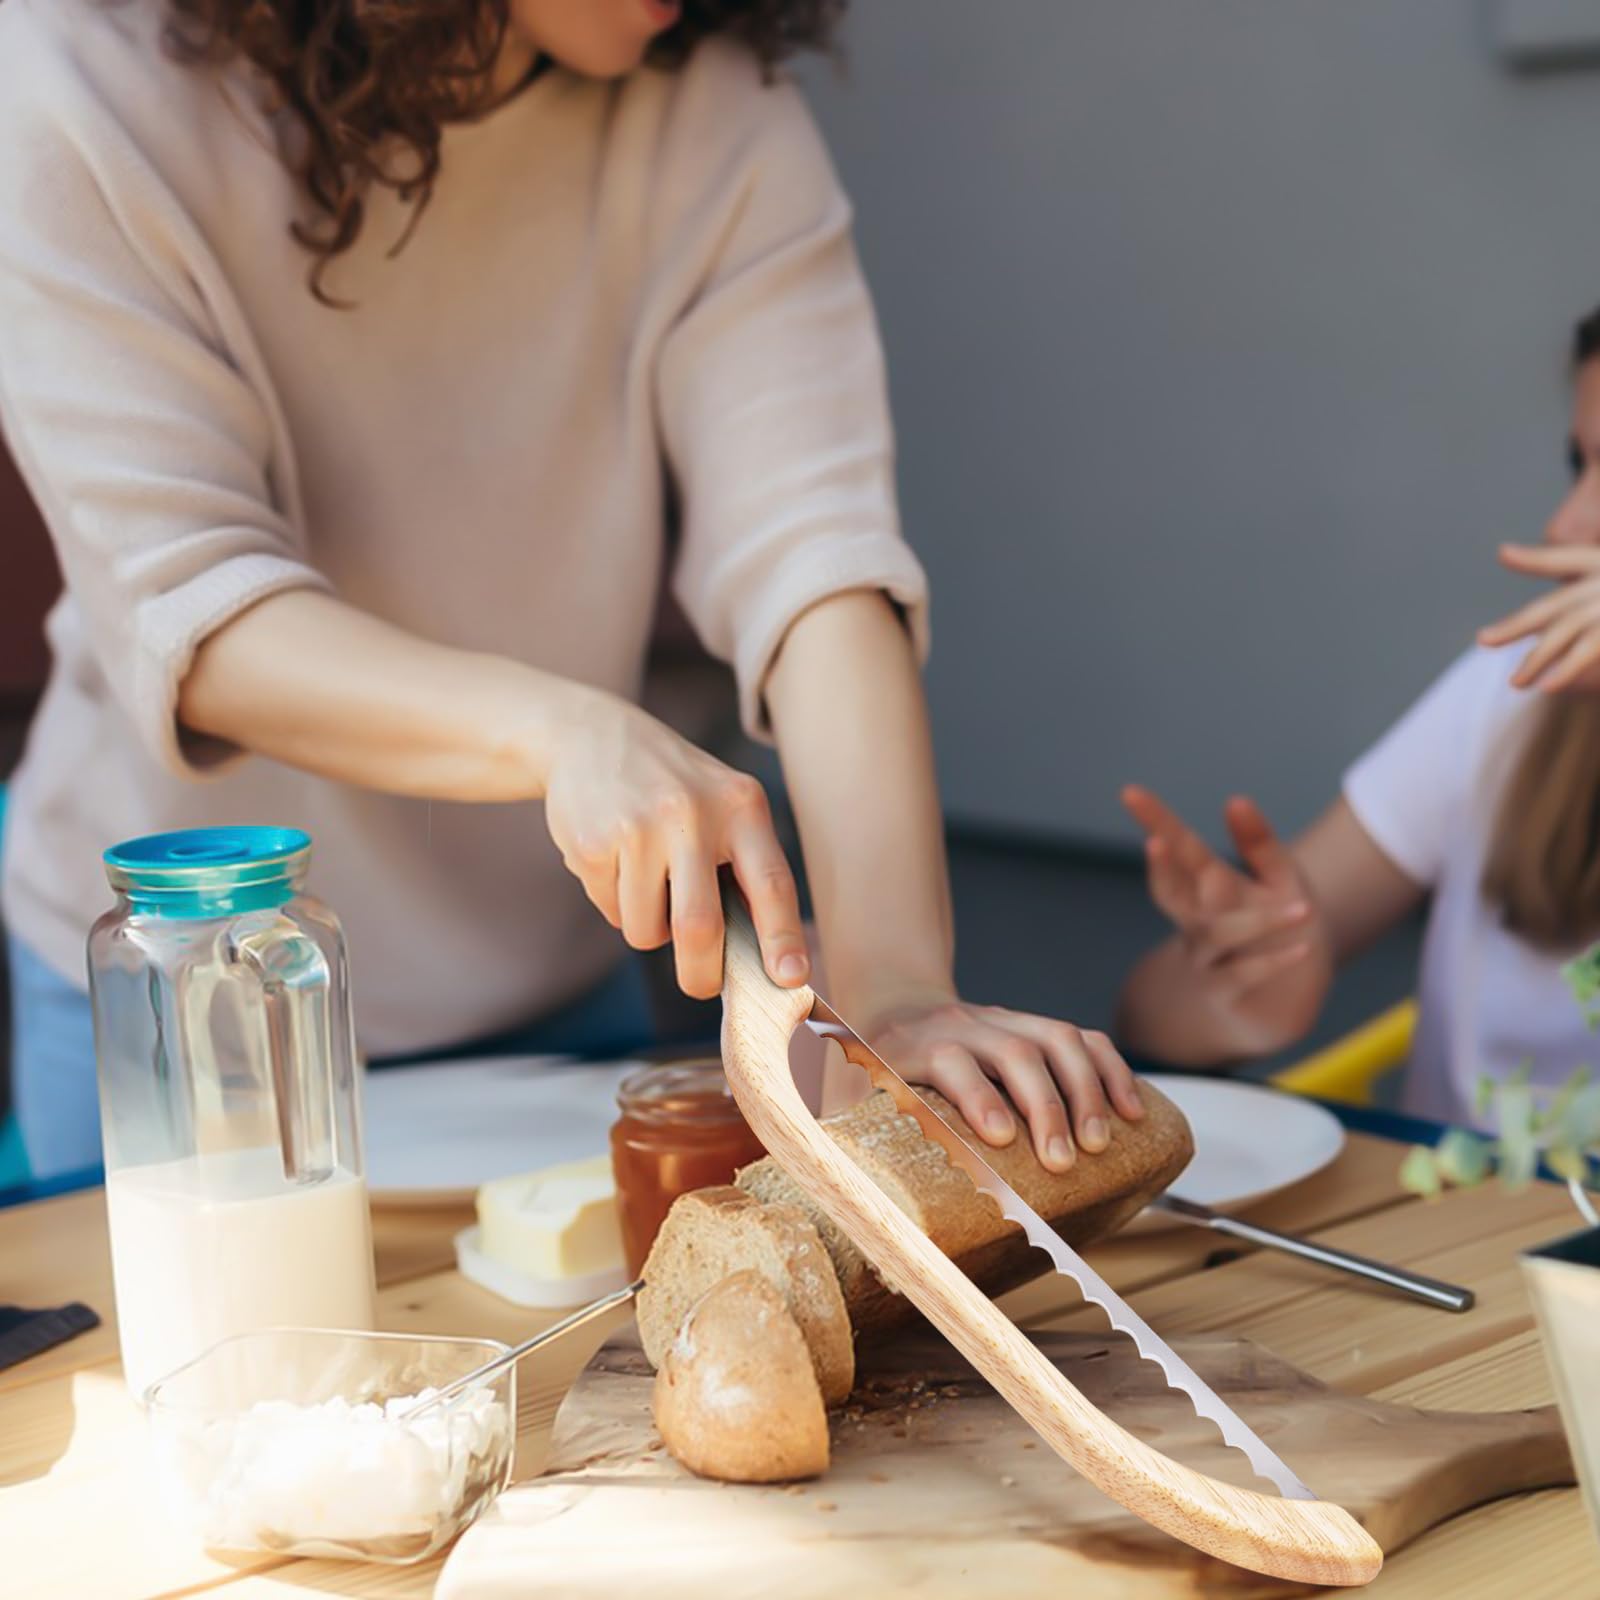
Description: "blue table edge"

(0, 1097), (1488, 1212)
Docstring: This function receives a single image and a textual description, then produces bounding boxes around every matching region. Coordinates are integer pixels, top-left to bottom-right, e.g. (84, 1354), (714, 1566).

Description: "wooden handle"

(718, 885), (1382, 1587)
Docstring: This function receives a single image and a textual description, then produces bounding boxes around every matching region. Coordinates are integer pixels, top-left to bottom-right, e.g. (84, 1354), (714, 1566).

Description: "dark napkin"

(0, 1302), (101, 1372)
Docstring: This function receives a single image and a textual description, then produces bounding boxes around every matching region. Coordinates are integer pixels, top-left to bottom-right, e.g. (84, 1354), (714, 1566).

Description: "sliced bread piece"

(652, 1270), (829, 1483)
(637, 1186), (854, 1404)
(737, 1078), (1194, 1337)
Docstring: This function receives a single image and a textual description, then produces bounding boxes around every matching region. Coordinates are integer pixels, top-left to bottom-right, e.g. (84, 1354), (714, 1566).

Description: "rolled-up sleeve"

(655, 68), (929, 741)
(0, 77), (327, 777)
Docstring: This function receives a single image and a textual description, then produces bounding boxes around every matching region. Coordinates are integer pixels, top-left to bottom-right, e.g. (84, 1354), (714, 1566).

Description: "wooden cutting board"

(438, 1325), (1572, 1600)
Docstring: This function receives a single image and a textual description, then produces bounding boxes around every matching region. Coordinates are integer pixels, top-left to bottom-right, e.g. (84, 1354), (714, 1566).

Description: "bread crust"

(736, 1081), (1194, 1336)
(651, 1271), (829, 1483)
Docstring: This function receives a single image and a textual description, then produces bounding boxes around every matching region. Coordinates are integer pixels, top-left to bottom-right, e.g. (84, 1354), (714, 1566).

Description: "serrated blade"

(806, 996), (1316, 1502)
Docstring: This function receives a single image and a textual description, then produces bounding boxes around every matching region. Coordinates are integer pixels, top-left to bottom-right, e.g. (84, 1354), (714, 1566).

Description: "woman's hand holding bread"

(765, 592), (1145, 1177)
(853, 992), (1146, 1175)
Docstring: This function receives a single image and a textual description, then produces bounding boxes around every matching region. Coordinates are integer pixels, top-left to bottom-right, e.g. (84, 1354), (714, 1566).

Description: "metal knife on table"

(1151, 1192), (1474, 1312)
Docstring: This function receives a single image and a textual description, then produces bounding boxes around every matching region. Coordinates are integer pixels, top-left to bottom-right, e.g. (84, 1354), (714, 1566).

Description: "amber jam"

(609, 1061), (767, 1275)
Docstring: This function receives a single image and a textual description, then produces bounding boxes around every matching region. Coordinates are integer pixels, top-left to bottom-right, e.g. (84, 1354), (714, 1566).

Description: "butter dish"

(458, 1154), (630, 1308)
(454, 1228), (630, 1308)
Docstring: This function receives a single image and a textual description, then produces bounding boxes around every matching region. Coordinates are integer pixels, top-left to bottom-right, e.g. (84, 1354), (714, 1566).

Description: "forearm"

(764, 590), (954, 1023)
(179, 588), (593, 802)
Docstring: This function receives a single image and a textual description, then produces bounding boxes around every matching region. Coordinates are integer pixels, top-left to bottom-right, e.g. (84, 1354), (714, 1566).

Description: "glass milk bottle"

(89, 827), (376, 1399)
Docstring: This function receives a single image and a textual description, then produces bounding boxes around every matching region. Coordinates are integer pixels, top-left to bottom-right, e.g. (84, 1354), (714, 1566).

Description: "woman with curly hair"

(0, 0), (1143, 1178)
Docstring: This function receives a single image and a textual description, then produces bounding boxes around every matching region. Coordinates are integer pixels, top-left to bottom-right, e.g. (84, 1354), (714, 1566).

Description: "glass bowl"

(144, 1327), (516, 1564)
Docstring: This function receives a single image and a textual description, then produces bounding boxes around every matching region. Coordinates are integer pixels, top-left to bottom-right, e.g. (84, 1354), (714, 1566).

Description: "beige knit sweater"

(0, 0), (928, 1054)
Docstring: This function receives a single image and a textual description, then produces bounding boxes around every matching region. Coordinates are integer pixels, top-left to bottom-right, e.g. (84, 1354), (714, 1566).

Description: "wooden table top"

(0, 1129), (1593, 1598)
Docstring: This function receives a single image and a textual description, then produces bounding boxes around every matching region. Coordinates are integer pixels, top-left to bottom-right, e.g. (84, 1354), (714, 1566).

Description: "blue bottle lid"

(103, 827), (312, 918)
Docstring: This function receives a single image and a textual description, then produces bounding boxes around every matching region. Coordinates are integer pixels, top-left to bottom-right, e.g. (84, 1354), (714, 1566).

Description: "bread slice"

(637, 1187), (854, 1404)
(736, 1079), (1193, 1337)
(652, 1271), (829, 1483)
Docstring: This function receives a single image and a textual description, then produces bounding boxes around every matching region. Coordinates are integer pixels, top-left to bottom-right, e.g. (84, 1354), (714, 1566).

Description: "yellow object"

(1270, 999), (1418, 1107)
(475, 1154), (625, 1281)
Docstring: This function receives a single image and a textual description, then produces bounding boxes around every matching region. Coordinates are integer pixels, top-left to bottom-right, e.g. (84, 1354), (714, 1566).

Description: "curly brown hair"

(164, 1), (846, 303)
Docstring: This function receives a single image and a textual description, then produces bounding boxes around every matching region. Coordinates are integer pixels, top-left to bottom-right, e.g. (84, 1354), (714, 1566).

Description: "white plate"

(1134, 1073), (1346, 1228)
(361, 1055), (641, 1207)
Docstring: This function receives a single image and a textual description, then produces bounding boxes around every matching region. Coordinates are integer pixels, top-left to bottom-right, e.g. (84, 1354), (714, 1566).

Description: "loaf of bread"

(641, 1078), (1193, 1482)
(735, 1081), (1193, 1337)
(651, 1271), (830, 1483)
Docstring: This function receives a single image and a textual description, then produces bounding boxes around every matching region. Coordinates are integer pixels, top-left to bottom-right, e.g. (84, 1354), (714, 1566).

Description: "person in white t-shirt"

(1116, 306), (1600, 1129)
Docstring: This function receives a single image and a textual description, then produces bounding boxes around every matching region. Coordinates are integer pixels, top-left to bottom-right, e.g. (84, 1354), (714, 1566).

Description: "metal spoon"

(401, 1278), (643, 1423)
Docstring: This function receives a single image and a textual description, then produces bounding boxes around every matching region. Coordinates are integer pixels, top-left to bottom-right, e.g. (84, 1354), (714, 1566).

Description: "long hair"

(163, 1), (846, 303)
(1482, 306), (1600, 948)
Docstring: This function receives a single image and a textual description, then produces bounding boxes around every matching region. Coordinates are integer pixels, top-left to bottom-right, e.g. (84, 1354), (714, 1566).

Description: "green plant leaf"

(1399, 1145), (1443, 1199)
(1434, 1128), (1493, 1186)
(1473, 1075), (1496, 1121)
(1561, 940), (1600, 1004)
(1556, 1082), (1600, 1151)
(1562, 941), (1600, 1015)
(1497, 1079), (1539, 1188)
(1546, 1145), (1591, 1186)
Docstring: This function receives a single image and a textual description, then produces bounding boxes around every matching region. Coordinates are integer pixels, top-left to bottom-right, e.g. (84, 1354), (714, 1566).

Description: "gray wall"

(797, 1), (1600, 848)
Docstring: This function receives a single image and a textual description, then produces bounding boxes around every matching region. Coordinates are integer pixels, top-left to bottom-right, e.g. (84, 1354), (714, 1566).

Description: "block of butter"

(459, 1155), (629, 1308)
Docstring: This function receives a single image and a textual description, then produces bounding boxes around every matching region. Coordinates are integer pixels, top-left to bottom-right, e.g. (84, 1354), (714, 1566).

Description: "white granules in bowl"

(158, 1386), (509, 1553)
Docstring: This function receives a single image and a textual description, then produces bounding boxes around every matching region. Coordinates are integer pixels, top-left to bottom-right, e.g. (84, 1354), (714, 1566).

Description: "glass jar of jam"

(609, 1060), (766, 1276)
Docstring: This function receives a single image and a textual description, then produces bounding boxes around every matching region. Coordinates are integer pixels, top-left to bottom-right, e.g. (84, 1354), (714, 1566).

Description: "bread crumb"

(868, 1471), (890, 1484)
(1000, 1475), (1017, 1488)
(816, 1501), (838, 1513)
